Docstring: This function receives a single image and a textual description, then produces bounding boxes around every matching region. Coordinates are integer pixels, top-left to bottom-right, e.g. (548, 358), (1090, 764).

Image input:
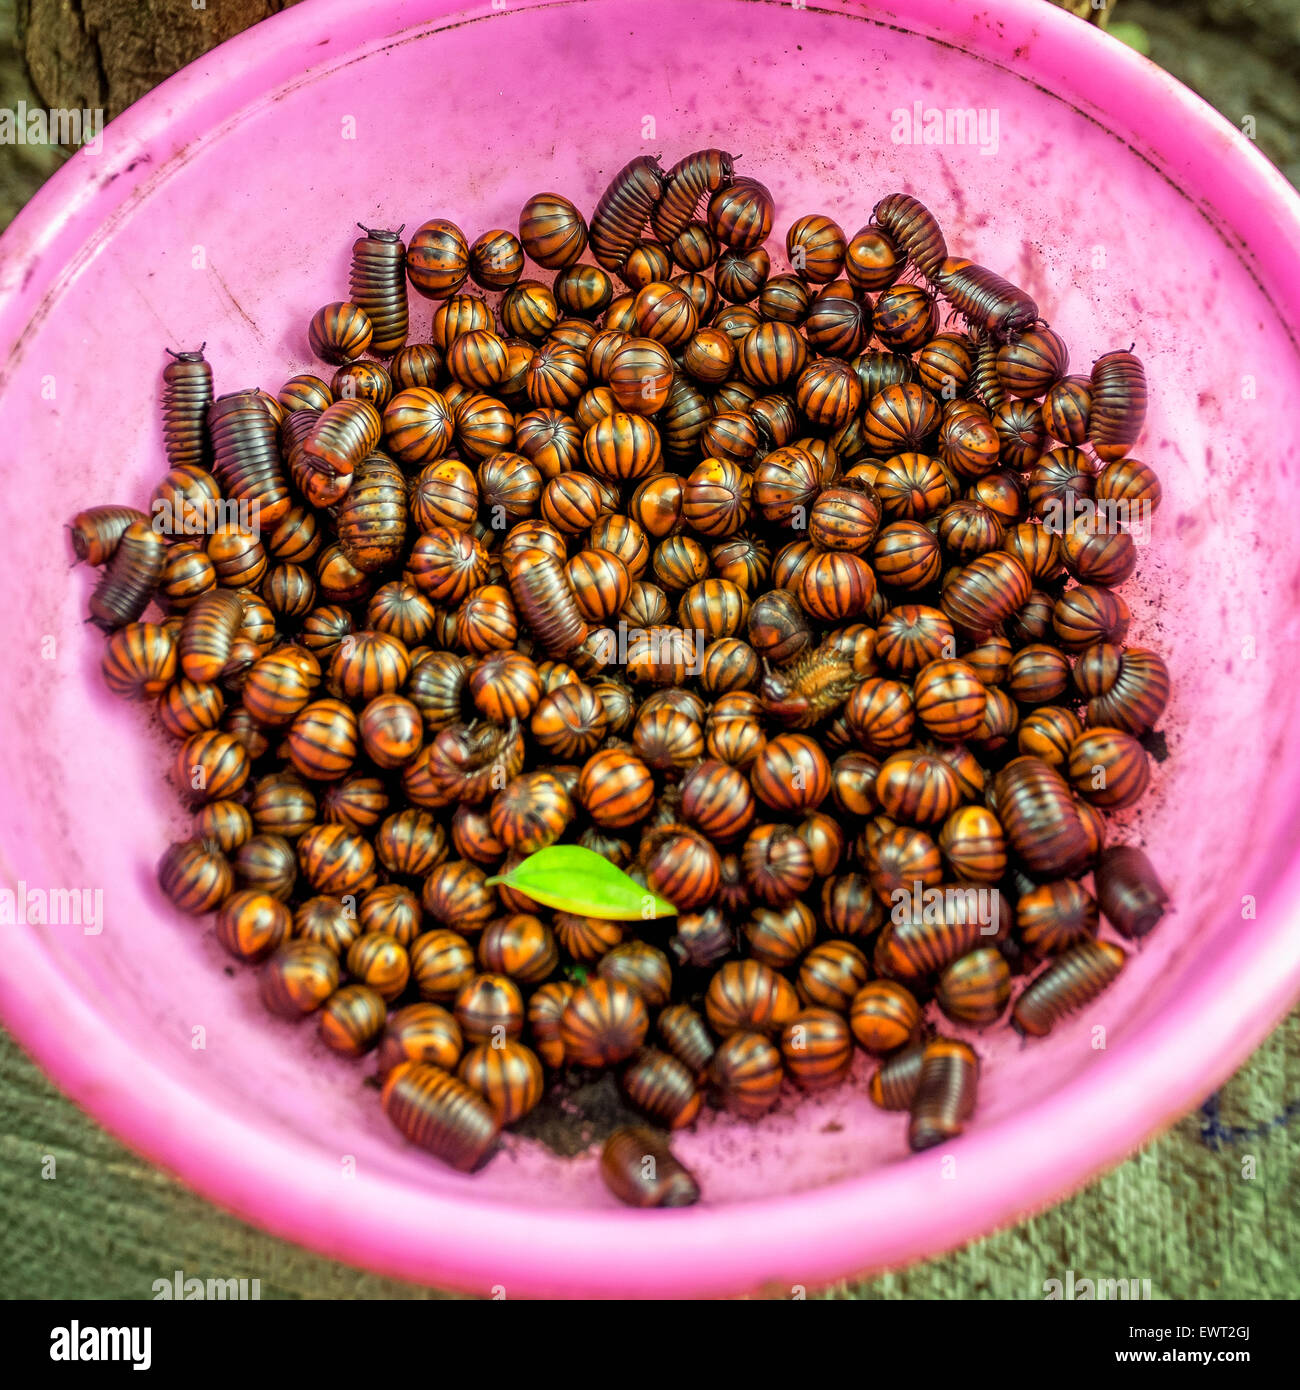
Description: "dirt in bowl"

(513, 1070), (643, 1158)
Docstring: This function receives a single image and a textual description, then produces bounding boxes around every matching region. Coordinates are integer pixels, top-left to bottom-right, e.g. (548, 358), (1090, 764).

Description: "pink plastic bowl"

(2, 0), (1300, 1299)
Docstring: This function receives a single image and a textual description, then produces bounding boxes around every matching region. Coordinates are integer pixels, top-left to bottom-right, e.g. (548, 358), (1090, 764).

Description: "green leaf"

(485, 844), (678, 920)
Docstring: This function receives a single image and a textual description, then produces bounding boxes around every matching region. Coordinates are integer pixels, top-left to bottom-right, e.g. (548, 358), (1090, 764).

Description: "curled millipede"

(587, 154), (666, 272)
(650, 148), (736, 243)
(162, 347), (213, 472)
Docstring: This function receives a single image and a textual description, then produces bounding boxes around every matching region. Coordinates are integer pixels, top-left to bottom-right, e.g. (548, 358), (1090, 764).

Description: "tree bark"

(17, 0), (301, 119)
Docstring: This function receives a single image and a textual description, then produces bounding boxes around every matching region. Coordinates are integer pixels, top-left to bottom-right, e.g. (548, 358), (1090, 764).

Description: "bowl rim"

(2, 0), (1300, 1298)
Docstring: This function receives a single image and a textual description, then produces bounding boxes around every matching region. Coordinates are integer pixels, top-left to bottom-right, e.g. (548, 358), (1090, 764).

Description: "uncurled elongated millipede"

(208, 389), (291, 526)
(600, 1125), (700, 1207)
(161, 347), (213, 472)
(967, 332), (1008, 415)
(758, 638), (865, 729)
(69, 505), (148, 566)
(908, 1038), (979, 1150)
(1088, 348), (1148, 461)
(349, 224), (408, 356)
(179, 587), (245, 683)
(936, 256), (1039, 340)
(872, 192), (948, 283)
(381, 1059), (501, 1171)
(650, 148), (736, 243)
(587, 154), (666, 272)
(505, 545), (589, 659)
(1012, 939), (1128, 1037)
(88, 518), (166, 631)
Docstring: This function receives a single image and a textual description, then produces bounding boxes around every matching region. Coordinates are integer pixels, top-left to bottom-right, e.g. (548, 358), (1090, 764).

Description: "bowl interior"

(3, 0), (1300, 1294)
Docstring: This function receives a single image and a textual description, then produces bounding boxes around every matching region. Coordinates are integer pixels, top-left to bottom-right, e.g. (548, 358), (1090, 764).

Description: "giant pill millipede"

(71, 150), (1170, 1207)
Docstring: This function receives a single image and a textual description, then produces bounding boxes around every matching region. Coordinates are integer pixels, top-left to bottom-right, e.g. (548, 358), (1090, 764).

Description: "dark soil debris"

(513, 1070), (641, 1158)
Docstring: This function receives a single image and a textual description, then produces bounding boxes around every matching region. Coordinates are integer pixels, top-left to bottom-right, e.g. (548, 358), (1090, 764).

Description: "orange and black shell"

(318, 983), (388, 1057)
(359, 883), (422, 945)
(781, 1007), (853, 1091)
(234, 833), (297, 902)
(454, 972), (526, 1046)
(641, 826), (721, 913)
(741, 824), (815, 908)
(458, 1039), (545, 1123)
(477, 914), (558, 984)
(849, 980), (922, 1055)
(215, 889), (291, 963)
(381, 1060), (500, 1173)
(908, 1038), (980, 1151)
(710, 1029), (784, 1119)
(560, 978), (650, 1067)
(705, 960), (799, 1037)
(377, 1002), (463, 1077)
(869, 1041), (929, 1111)
(621, 1047), (702, 1129)
(102, 622), (177, 701)
(290, 895), (361, 961)
(600, 1125), (700, 1208)
(596, 940), (674, 1009)
(410, 928), (476, 1003)
(421, 859), (498, 934)
(193, 799), (252, 854)
(259, 939), (340, 1018)
(936, 948), (1012, 1026)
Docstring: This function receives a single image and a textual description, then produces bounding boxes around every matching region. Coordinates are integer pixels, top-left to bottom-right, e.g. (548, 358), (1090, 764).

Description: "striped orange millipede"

(318, 984), (387, 1057)
(1012, 939), (1127, 1037)
(710, 1029), (784, 1118)
(992, 756), (1093, 878)
(69, 505), (148, 566)
(600, 1126), (700, 1208)
(650, 149), (736, 243)
(258, 940), (340, 1018)
(869, 1040), (928, 1111)
(349, 224), (408, 355)
(908, 1038), (979, 1150)
(101, 622), (176, 701)
(382, 1060), (500, 1171)
(87, 519), (165, 631)
(621, 1047), (702, 1129)
(177, 586), (246, 683)
(458, 1039), (545, 1124)
(378, 1003), (462, 1077)
(162, 347), (213, 471)
(781, 1007), (853, 1091)
(871, 192), (948, 282)
(560, 978), (649, 1067)
(936, 257), (1039, 340)
(158, 839), (232, 914)
(1089, 349), (1147, 461)
(505, 545), (589, 660)
(588, 155), (666, 272)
